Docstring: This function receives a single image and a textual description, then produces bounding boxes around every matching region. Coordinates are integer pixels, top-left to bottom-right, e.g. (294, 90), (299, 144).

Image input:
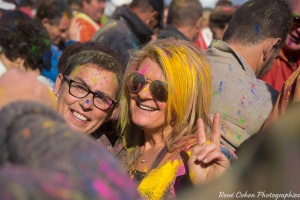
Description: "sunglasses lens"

(127, 72), (145, 92)
(150, 80), (168, 102)
(292, 16), (300, 27)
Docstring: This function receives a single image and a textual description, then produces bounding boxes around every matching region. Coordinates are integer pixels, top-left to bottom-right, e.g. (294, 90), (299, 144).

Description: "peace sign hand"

(188, 113), (230, 185)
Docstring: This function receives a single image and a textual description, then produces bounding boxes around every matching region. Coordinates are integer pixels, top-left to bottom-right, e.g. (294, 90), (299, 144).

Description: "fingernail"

(197, 155), (202, 160)
(203, 158), (208, 163)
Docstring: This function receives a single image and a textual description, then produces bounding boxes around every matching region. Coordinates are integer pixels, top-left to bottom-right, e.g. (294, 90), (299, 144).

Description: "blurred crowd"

(0, 0), (300, 199)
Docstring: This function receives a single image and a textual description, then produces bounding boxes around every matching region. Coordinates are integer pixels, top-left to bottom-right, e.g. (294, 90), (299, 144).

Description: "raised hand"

(188, 113), (230, 185)
(68, 19), (81, 42)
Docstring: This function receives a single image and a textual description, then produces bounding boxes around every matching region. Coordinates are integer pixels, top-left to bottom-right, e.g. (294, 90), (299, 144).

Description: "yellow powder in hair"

(73, 65), (82, 76)
(138, 160), (179, 200)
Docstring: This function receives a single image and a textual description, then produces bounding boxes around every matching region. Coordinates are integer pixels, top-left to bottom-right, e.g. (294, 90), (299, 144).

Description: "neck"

(142, 125), (172, 148)
(0, 54), (41, 76)
(227, 41), (263, 76)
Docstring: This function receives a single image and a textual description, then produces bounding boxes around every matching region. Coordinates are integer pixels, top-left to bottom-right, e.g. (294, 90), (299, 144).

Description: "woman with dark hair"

(0, 11), (52, 88)
(53, 43), (123, 135)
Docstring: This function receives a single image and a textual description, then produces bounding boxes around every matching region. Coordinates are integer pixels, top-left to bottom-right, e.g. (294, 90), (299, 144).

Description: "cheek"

(93, 109), (108, 122)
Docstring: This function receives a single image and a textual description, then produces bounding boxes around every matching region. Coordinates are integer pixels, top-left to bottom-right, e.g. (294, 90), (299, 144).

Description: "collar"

(206, 40), (257, 79)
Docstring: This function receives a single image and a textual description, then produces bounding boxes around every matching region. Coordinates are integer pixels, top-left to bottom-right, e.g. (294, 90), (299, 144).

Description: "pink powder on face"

(140, 64), (150, 75)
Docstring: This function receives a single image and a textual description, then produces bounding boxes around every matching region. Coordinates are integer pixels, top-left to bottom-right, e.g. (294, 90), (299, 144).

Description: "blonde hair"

(119, 38), (212, 151)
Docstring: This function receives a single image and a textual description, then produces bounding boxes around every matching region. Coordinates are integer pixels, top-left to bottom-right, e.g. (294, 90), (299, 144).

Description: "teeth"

(72, 111), (88, 121)
(139, 104), (155, 111)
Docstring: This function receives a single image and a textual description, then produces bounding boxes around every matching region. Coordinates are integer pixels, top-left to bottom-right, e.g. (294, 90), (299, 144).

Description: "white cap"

(0, 0), (16, 11)
(111, 0), (132, 7)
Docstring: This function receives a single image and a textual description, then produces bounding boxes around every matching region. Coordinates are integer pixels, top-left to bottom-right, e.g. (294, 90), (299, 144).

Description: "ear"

(53, 73), (64, 96)
(147, 10), (158, 25)
(41, 18), (50, 26)
(263, 38), (281, 61)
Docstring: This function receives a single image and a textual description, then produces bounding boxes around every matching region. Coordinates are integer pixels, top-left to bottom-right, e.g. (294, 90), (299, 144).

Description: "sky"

(200, 0), (248, 8)
(163, 0), (248, 8)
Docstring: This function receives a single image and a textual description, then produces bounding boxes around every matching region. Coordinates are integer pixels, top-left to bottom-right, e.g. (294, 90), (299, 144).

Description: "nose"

(80, 94), (94, 110)
(137, 83), (153, 100)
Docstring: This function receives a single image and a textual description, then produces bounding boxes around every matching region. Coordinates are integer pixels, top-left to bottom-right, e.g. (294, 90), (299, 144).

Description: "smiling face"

(129, 57), (171, 133)
(284, 0), (300, 52)
(54, 64), (118, 134)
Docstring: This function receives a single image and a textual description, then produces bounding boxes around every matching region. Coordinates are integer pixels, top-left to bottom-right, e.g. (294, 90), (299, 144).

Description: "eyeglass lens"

(127, 72), (168, 102)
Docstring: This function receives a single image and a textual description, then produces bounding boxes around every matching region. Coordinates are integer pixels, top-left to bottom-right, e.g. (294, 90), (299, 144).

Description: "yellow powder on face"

(138, 160), (179, 200)
(93, 77), (97, 84)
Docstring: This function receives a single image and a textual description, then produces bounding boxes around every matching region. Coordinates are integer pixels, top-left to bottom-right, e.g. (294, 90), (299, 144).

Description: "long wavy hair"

(119, 38), (212, 152)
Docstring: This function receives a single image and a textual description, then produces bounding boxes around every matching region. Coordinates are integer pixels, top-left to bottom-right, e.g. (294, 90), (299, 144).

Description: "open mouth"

(71, 109), (90, 121)
(136, 101), (157, 111)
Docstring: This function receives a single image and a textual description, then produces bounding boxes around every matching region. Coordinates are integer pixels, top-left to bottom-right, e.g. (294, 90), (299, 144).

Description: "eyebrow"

(72, 76), (111, 97)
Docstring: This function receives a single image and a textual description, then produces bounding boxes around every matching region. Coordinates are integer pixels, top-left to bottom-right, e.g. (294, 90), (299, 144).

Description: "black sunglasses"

(292, 16), (300, 27)
(126, 71), (168, 102)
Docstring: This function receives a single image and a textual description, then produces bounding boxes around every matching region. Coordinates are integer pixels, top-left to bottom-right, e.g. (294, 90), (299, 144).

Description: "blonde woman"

(115, 38), (235, 199)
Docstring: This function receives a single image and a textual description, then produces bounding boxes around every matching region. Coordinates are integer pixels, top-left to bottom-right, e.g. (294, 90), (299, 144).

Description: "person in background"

(261, 0), (300, 92)
(0, 13), (52, 88)
(35, 0), (79, 83)
(0, 0), (16, 18)
(205, 0), (292, 151)
(73, 0), (105, 42)
(209, 5), (236, 40)
(157, 0), (202, 42)
(18, 0), (34, 18)
(92, 0), (164, 70)
(195, 7), (213, 50)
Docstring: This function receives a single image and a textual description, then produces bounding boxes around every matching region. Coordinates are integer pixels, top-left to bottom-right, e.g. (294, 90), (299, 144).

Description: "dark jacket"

(157, 25), (190, 41)
(92, 5), (153, 70)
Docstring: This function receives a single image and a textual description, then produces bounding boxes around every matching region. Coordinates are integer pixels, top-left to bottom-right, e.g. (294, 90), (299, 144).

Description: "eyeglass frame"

(126, 71), (168, 102)
(63, 75), (117, 111)
(292, 16), (300, 27)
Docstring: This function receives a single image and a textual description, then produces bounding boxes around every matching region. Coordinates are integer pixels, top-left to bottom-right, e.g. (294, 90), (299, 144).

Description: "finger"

(210, 112), (221, 145)
(197, 118), (206, 147)
(195, 143), (217, 162)
(202, 150), (229, 166)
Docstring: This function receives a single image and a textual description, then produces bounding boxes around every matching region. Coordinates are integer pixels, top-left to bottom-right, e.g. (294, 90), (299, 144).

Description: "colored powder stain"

(249, 81), (256, 89)
(288, 40), (293, 46)
(221, 123), (226, 135)
(293, 12), (299, 17)
(251, 90), (258, 99)
(218, 81), (223, 92)
(229, 64), (232, 72)
(255, 23), (260, 33)
(239, 119), (245, 124)
(214, 40), (220, 46)
(22, 128), (30, 138)
(237, 135), (242, 140)
(64, 131), (72, 138)
(221, 113), (227, 119)
(43, 121), (54, 128)
(31, 45), (38, 53)
(238, 110), (241, 115)
(85, 99), (90, 104)
(138, 160), (179, 200)
(140, 64), (149, 75)
(73, 65), (82, 76)
(248, 2), (254, 7)
(212, 90), (219, 97)
(93, 179), (118, 199)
